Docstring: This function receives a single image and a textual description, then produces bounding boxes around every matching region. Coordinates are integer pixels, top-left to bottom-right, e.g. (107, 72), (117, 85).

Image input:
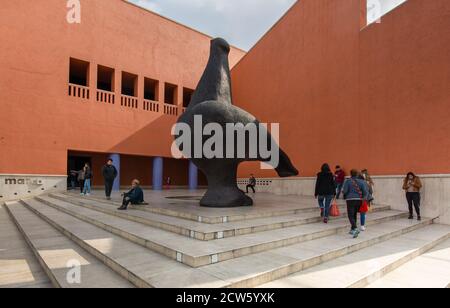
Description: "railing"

(164, 104), (178, 116)
(68, 84), (90, 100)
(120, 95), (138, 109)
(143, 99), (159, 113)
(96, 89), (115, 104)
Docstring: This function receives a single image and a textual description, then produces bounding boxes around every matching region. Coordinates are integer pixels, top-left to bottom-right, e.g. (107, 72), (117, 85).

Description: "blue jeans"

(336, 183), (344, 199)
(83, 179), (91, 194)
(360, 212), (366, 226)
(318, 195), (334, 218)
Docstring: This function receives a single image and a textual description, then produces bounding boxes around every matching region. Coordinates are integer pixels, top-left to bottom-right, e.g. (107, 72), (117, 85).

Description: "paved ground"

(0, 204), (52, 288)
(66, 188), (343, 217)
(1, 189), (448, 288)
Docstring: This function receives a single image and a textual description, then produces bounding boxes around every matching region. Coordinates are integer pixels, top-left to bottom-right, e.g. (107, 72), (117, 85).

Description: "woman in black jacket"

(315, 163), (337, 223)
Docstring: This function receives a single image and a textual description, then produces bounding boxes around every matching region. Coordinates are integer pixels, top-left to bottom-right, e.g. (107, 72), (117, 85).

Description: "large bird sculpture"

(176, 38), (299, 207)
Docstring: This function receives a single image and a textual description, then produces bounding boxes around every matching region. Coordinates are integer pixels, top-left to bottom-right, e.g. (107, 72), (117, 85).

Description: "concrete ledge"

(239, 174), (450, 225)
(0, 174), (67, 202)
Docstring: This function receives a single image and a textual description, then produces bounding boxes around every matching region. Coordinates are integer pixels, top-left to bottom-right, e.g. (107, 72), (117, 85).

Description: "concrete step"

(26, 197), (409, 268)
(366, 237), (450, 288)
(258, 224), (450, 288)
(62, 191), (386, 224)
(0, 203), (52, 288)
(199, 218), (434, 288)
(14, 200), (230, 288)
(15, 198), (435, 288)
(47, 194), (390, 241)
(4, 201), (134, 288)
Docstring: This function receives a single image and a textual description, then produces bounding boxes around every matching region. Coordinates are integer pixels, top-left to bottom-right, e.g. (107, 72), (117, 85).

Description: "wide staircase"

(3, 192), (450, 288)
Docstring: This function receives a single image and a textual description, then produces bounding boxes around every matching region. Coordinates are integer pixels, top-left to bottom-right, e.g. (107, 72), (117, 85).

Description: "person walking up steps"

(343, 169), (368, 238)
(358, 173), (371, 231)
(334, 166), (346, 199)
(403, 172), (422, 221)
(314, 163), (336, 223)
(102, 158), (118, 200)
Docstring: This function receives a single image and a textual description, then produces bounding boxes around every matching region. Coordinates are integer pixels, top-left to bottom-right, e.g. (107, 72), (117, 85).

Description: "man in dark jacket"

(315, 164), (336, 223)
(102, 158), (118, 200)
(118, 179), (144, 210)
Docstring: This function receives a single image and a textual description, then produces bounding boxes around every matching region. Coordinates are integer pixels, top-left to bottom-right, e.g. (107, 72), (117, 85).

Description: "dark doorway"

(67, 154), (92, 190)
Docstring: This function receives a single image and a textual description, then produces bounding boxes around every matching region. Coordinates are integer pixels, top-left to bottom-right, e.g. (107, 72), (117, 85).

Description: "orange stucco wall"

(0, 0), (245, 176)
(1, 0), (448, 180)
(232, 0), (450, 178)
(232, 0), (361, 178)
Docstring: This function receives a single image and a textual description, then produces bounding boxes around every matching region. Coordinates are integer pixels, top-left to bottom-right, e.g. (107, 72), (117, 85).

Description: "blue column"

(153, 157), (164, 190)
(188, 161), (198, 190)
(109, 154), (121, 191)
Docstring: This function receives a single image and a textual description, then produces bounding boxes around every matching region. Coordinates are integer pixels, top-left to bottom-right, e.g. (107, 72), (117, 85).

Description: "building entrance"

(67, 154), (92, 190)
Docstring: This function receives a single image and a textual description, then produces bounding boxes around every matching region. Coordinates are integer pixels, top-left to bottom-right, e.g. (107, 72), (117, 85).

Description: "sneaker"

(86, 193), (91, 196)
(352, 229), (360, 238)
(117, 206), (127, 211)
(417, 216), (422, 221)
(323, 217), (328, 224)
(408, 216), (414, 220)
(360, 226), (366, 231)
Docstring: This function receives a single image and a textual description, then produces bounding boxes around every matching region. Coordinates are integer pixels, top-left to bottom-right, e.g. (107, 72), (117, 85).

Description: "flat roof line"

(231, 0), (299, 69)
(121, 0), (247, 53)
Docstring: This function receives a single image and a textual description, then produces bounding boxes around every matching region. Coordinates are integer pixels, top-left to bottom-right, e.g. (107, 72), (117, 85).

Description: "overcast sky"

(129, 0), (407, 51)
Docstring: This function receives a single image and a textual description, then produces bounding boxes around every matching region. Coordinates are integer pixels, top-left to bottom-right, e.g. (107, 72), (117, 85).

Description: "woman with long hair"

(403, 172), (422, 220)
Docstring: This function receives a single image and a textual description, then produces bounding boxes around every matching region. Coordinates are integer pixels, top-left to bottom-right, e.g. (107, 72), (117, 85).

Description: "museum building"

(0, 0), (449, 223)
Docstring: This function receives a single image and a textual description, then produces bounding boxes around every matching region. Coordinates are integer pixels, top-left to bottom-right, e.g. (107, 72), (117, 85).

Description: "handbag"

(359, 200), (369, 213)
(350, 179), (368, 213)
(330, 199), (341, 217)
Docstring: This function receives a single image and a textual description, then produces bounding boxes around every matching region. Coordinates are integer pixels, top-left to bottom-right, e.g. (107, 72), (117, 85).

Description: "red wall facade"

(0, 0), (245, 176)
(232, 0), (450, 177)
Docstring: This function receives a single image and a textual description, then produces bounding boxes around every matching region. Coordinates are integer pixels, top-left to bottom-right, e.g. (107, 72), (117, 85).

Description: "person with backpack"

(343, 169), (369, 238)
(314, 163), (336, 223)
(358, 174), (372, 231)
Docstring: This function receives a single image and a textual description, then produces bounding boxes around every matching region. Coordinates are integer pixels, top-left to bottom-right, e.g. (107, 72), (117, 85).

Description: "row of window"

(69, 57), (194, 107)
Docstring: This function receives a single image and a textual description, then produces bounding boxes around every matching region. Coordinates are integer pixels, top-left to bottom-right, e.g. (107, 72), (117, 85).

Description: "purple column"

(108, 154), (121, 191)
(188, 161), (198, 190)
(153, 157), (163, 190)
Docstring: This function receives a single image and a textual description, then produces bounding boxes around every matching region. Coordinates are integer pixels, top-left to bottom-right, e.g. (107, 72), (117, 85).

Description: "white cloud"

(128, 0), (297, 51)
(130, 0), (408, 50)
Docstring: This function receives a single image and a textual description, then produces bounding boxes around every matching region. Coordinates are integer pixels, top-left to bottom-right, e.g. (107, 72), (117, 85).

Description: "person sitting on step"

(118, 179), (144, 211)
